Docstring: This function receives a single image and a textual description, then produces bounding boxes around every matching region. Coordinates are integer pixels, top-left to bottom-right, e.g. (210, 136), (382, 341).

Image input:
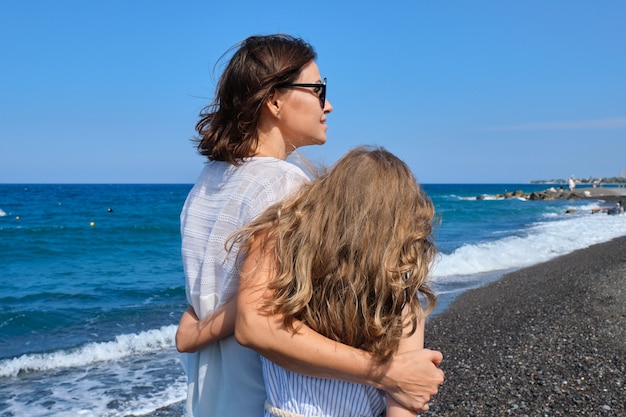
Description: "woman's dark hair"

(195, 34), (317, 164)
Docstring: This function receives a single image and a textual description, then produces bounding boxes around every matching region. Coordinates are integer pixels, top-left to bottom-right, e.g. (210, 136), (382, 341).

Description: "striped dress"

(262, 357), (386, 417)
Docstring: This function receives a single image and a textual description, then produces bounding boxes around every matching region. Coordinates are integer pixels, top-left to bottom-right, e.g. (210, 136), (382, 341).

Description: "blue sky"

(1, 1), (625, 183)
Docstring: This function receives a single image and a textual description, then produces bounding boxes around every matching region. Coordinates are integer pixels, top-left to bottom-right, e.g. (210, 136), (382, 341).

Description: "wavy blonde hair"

(233, 146), (436, 362)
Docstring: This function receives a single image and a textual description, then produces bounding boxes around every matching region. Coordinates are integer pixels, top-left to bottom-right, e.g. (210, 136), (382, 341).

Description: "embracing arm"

(386, 312), (429, 416)
(235, 241), (444, 412)
(175, 297), (237, 353)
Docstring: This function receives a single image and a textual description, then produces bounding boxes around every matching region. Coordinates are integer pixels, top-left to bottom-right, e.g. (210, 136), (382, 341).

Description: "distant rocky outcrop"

(528, 187), (574, 201)
(476, 187), (626, 201)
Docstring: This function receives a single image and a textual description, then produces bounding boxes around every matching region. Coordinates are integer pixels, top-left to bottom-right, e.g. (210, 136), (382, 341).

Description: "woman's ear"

(265, 89), (282, 118)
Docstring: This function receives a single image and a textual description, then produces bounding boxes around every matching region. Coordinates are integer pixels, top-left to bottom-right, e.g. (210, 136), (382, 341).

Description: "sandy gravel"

(423, 236), (626, 416)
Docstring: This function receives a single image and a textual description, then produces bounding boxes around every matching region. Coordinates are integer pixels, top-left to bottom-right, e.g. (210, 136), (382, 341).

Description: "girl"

(235, 146), (438, 417)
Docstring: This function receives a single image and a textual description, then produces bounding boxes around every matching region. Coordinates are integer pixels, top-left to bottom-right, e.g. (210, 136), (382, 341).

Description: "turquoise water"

(1, 183), (625, 416)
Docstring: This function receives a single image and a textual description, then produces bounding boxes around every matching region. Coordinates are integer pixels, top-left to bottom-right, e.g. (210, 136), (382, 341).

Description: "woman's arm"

(235, 241), (444, 412)
(386, 311), (428, 416)
(175, 297), (237, 353)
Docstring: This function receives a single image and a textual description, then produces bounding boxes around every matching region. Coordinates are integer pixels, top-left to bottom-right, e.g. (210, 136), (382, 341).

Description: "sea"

(1, 182), (625, 416)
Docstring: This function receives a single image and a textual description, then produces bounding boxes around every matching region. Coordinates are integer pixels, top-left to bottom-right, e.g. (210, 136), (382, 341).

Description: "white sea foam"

(2, 347), (187, 417)
(0, 324), (177, 378)
(432, 210), (626, 280)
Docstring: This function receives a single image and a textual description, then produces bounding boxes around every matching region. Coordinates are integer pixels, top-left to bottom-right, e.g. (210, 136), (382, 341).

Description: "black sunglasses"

(278, 78), (327, 109)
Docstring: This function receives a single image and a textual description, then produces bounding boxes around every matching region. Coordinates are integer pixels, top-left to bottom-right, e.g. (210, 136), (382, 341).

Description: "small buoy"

(16, 216), (20, 220)
(107, 208), (113, 212)
(90, 221), (95, 227)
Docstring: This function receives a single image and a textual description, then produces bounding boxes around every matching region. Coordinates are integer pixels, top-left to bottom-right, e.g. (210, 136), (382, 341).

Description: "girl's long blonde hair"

(233, 146), (436, 362)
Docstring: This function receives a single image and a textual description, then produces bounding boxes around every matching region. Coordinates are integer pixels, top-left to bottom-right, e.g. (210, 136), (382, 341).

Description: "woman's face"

(275, 61), (333, 149)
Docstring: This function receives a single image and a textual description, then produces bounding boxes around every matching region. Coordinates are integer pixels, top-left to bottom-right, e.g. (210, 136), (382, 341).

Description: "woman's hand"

(384, 315), (443, 414)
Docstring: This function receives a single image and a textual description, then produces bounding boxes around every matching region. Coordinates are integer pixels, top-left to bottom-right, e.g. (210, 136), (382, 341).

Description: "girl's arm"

(175, 297), (237, 353)
(235, 240), (443, 413)
(386, 311), (428, 416)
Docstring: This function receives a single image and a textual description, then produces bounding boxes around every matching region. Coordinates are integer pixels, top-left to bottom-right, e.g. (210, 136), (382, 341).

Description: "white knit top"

(180, 157), (308, 417)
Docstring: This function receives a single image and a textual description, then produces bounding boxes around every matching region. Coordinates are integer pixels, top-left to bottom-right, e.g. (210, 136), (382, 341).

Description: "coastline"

(140, 236), (626, 417)
(424, 235), (626, 416)
(5, 184), (623, 416)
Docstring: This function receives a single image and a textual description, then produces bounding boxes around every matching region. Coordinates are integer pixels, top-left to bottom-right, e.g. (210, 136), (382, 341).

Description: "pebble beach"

(424, 234), (626, 416)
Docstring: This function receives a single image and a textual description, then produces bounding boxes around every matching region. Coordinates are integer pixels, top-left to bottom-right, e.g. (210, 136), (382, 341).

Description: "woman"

(234, 146), (438, 417)
(177, 34), (443, 417)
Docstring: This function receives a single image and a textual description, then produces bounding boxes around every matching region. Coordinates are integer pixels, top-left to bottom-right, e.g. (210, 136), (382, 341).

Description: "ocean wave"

(1, 346), (187, 417)
(432, 211), (626, 279)
(0, 325), (177, 378)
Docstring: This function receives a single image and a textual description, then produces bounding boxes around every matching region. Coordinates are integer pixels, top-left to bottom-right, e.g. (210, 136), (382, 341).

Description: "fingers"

(424, 349), (444, 384)
(427, 348), (444, 368)
(386, 347), (444, 412)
